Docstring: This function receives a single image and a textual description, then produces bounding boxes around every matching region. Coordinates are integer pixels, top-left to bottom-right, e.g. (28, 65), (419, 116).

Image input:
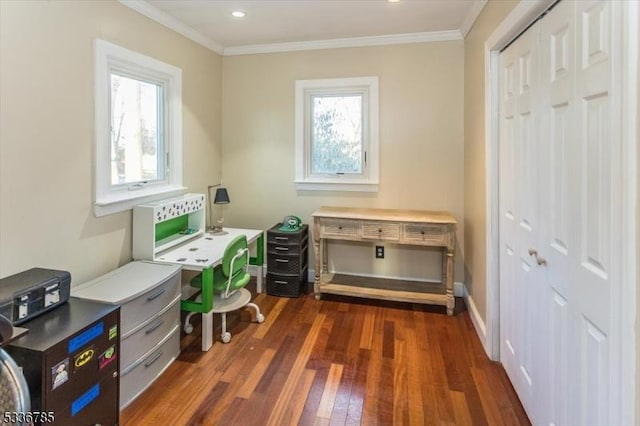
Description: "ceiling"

(121, 0), (487, 55)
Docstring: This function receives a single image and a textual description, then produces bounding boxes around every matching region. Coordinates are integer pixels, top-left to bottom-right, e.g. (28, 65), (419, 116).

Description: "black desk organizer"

(266, 223), (309, 297)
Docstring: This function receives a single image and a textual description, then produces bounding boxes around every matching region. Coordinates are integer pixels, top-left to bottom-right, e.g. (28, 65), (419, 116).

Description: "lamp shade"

(214, 187), (230, 204)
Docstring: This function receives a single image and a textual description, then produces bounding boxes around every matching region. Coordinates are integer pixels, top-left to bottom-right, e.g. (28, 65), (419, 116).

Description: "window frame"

(94, 39), (184, 216)
(295, 76), (379, 192)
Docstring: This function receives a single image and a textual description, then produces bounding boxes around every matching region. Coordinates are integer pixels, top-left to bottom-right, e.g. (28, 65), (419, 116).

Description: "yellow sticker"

(74, 348), (94, 368)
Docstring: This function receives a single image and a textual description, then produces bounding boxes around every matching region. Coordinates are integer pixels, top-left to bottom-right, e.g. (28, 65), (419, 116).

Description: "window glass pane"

(110, 73), (163, 185)
(311, 94), (363, 174)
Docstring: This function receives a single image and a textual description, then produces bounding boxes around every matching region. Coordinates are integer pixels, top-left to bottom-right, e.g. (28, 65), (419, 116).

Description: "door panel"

(580, 317), (608, 426)
(499, 1), (623, 424)
(539, 3), (576, 425)
(575, 1), (619, 422)
(499, 37), (519, 387)
(499, 20), (542, 423)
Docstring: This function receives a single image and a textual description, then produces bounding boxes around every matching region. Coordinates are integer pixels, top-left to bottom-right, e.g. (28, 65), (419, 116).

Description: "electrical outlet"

(375, 245), (384, 259)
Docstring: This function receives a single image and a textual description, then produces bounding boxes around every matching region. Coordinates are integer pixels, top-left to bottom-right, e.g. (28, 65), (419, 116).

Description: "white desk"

(153, 227), (263, 351)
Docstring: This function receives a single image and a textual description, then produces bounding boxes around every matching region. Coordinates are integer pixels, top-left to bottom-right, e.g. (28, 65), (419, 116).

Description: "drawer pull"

(146, 287), (166, 301)
(275, 236), (288, 241)
(274, 280), (288, 284)
(378, 229), (382, 233)
(275, 259), (289, 263)
(421, 231), (425, 235)
(275, 247), (289, 251)
(145, 319), (164, 335)
(144, 350), (163, 368)
(338, 226), (342, 230)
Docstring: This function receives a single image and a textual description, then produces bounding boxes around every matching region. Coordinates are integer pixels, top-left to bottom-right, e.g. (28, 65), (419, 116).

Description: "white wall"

(463, 0), (519, 321)
(221, 42), (465, 282)
(0, 0), (222, 284)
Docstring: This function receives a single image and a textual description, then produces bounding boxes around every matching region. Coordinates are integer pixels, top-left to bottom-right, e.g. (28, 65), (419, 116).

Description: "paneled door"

(537, 2), (576, 424)
(499, 1), (623, 424)
(498, 18), (544, 424)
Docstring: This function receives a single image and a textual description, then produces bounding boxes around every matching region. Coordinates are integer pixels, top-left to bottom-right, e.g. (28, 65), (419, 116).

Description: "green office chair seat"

(184, 235), (264, 343)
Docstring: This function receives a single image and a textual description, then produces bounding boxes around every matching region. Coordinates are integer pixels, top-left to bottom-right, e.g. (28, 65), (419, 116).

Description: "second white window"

(295, 77), (379, 191)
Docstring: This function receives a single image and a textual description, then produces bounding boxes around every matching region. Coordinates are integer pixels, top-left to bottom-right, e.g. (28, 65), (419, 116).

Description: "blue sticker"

(68, 322), (104, 354)
(71, 384), (100, 416)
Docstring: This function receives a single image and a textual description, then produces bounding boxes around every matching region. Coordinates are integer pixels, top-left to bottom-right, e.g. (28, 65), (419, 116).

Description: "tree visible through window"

(295, 76), (378, 191)
(95, 38), (183, 216)
(110, 73), (164, 186)
(311, 94), (363, 175)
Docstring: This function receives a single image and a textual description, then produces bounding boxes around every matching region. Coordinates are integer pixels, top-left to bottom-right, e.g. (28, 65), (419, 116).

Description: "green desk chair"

(184, 235), (264, 343)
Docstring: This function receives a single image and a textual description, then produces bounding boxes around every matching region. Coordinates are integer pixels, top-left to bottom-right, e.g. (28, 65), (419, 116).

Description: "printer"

(0, 268), (71, 325)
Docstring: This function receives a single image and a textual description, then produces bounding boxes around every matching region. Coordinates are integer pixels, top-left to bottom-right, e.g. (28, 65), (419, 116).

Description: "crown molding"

(460, 0), (488, 38)
(120, 0), (466, 57)
(223, 30), (462, 56)
(119, 0), (224, 54)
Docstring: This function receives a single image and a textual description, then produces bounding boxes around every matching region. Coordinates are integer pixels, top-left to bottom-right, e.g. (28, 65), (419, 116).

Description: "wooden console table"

(312, 207), (457, 315)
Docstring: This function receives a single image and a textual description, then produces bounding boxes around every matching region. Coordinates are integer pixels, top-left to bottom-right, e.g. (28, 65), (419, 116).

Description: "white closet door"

(498, 19), (544, 424)
(573, 1), (621, 424)
(500, 1), (623, 424)
(538, 1), (576, 424)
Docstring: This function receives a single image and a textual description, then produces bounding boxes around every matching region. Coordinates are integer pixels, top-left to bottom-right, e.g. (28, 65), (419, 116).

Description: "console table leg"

(445, 249), (454, 315)
(322, 239), (328, 274)
(313, 223), (321, 298)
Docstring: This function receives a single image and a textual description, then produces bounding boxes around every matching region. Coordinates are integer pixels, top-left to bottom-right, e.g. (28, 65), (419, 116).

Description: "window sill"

(95, 185), (186, 217)
(295, 181), (379, 192)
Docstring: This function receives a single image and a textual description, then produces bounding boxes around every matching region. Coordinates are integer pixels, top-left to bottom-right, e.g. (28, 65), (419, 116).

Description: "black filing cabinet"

(266, 223), (309, 297)
(5, 298), (120, 426)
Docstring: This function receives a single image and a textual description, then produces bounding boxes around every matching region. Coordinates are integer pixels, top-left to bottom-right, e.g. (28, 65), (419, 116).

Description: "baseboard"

(463, 285), (490, 357)
(248, 264), (267, 278)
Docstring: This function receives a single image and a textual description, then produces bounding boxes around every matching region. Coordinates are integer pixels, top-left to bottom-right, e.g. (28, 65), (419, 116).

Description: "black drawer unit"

(266, 223), (308, 297)
(5, 298), (120, 426)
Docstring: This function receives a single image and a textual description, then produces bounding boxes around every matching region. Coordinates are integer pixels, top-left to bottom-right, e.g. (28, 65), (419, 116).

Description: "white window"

(295, 77), (379, 191)
(94, 39), (184, 216)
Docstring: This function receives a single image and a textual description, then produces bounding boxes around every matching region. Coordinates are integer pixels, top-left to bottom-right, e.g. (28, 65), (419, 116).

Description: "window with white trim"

(295, 77), (379, 191)
(94, 39), (184, 216)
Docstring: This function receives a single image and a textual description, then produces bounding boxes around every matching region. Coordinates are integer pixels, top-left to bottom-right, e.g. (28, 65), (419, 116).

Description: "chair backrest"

(222, 235), (249, 279)
(0, 348), (30, 421)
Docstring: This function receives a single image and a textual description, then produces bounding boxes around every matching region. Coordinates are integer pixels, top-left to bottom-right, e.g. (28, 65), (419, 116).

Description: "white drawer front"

(120, 272), (180, 337)
(120, 325), (180, 409)
(361, 222), (400, 241)
(121, 297), (180, 369)
(322, 219), (360, 238)
(402, 224), (447, 245)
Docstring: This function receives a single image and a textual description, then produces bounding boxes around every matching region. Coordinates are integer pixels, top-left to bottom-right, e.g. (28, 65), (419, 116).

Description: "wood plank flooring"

(121, 281), (530, 425)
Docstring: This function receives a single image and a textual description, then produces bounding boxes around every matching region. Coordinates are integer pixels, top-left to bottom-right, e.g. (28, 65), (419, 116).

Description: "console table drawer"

(322, 219), (360, 238)
(402, 224), (449, 244)
(362, 222), (400, 241)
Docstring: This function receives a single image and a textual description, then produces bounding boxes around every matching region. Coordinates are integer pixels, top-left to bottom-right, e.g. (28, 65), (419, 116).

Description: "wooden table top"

(312, 206), (457, 224)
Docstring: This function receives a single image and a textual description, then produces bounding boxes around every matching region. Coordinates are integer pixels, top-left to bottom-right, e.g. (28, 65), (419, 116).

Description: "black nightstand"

(266, 223), (309, 297)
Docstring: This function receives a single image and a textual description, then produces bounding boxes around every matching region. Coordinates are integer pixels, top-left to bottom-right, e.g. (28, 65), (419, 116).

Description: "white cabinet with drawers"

(71, 261), (181, 409)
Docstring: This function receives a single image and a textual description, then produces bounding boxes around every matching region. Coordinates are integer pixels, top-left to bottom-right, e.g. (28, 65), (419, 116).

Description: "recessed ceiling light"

(231, 10), (246, 18)
(388, 0), (401, 2)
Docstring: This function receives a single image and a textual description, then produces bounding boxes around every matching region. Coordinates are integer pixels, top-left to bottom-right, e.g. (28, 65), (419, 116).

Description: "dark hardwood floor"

(122, 280), (530, 425)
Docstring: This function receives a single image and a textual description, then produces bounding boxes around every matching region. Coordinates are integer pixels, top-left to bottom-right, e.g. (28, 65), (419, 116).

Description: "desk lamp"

(207, 185), (230, 233)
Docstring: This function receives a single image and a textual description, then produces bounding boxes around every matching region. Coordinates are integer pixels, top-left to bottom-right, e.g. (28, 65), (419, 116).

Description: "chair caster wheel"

(184, 323), (193, 334)
(256, 313), (265, 323)
(221, 332), (231, 343)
